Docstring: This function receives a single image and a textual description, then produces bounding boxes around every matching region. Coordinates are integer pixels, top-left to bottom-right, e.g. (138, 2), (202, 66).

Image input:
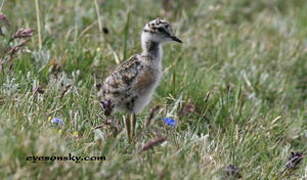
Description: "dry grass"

(0, 0), (306, 179)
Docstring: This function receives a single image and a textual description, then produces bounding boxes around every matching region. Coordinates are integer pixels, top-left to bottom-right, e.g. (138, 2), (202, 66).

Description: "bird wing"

(102, 55), (143, 96)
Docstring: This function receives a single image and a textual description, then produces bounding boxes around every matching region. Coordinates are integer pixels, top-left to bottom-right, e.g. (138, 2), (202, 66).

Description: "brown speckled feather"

(100, 54), (159, 114)
(107, 55), (142, 91)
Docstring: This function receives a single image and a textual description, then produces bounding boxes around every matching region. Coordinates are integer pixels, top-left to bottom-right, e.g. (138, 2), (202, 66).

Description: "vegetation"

(0, 0), (306, 179)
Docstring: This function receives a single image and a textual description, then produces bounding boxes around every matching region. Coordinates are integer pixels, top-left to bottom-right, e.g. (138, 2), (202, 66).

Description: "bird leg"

(125, 114), (131, 143)
(131, 113), (137, 138)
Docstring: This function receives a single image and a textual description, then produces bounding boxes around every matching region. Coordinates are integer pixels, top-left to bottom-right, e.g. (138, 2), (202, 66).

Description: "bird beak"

(170, 36), (183, 43)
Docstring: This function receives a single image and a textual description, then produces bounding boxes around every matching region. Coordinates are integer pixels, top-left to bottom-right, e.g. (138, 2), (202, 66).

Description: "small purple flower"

(163, 117), (176, 127)
(0, 13), (8, 23)
(0, 13), (9, 30)
(51, 118), (64, 126)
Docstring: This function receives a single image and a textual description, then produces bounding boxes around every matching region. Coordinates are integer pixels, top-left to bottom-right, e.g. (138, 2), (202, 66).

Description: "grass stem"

(94, 0), (103, 42)
(0, 0), (5, 12)
(34, 0), (42, 50)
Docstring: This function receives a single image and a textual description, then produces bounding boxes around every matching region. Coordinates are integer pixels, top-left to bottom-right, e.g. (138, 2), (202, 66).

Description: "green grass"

(0, 0), (306, 179)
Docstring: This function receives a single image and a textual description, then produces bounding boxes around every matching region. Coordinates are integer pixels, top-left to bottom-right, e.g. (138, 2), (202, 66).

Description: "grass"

(0, 0), (306, 179)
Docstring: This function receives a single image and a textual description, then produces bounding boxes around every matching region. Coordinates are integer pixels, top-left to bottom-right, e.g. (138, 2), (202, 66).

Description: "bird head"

(142, 18), (182, 44)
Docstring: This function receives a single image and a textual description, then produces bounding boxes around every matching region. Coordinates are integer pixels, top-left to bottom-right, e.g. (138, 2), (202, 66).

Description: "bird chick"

(100, 18), (182, 142)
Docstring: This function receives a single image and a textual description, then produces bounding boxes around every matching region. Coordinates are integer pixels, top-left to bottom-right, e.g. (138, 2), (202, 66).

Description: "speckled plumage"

(99, 18), (181, 140)
(101, 53), (162, 115)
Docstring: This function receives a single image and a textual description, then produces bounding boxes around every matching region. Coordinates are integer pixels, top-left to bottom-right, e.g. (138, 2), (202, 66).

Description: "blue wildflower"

(163, 117), (176, 127)
(51, 117), (64, 126)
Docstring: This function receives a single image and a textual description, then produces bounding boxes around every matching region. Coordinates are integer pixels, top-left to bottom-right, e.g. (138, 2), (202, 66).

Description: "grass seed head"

(12, 28), (33, 39)
(224, 164), (242, 179)
(285, 152), (304, 169)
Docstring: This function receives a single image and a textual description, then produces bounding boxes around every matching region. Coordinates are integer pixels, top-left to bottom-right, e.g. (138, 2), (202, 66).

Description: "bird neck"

(141, 39), (162, 60)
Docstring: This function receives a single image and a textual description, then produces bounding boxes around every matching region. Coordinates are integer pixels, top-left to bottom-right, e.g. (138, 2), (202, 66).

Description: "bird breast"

(135, 67), (160, 93)
(133, 65), (162, 112)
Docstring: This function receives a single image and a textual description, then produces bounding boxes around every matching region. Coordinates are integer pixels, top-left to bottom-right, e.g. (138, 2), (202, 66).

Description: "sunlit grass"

(0, 0), (306, 179)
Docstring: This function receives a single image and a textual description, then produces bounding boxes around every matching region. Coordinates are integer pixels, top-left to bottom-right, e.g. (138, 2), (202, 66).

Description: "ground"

(0, 0), (306, 179)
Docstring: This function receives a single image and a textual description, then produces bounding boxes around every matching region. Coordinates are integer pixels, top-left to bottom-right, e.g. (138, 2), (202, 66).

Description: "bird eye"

(165, 24), (169, 28)
(157, 27), (171, 36)
(157, 27), (164, 32)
